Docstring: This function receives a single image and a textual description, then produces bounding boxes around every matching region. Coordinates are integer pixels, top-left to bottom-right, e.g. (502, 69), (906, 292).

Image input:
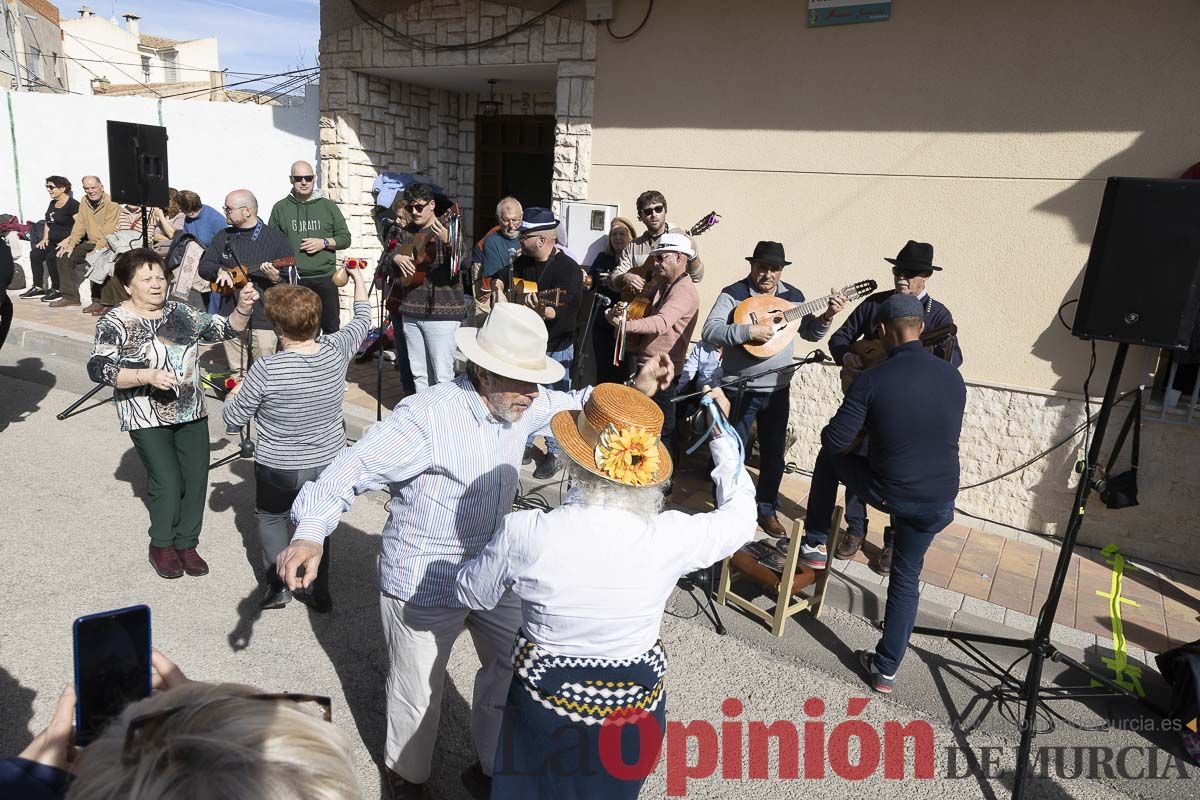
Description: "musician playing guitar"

(827, 240), (963, 573)
(491, 208), (583, 479)
(388, 182), (463, 391)
(701, 240), (847, 538)
(608, 190), (705, 293)
(197, 189), (295, 372)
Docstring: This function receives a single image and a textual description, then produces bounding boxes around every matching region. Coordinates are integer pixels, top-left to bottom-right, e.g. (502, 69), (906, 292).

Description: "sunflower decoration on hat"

(550, 384), (673, 488)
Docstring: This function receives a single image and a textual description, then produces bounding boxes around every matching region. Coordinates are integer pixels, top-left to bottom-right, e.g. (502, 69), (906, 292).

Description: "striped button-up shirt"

(291, 375), (590, 607)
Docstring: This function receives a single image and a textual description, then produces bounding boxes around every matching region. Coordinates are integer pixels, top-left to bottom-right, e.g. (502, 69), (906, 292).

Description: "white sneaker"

(799, 542), (828, 570)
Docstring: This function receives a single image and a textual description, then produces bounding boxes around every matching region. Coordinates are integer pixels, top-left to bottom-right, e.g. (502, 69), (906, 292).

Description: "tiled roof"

(93, 81), (274, 104)
(138, 34), (181, 50)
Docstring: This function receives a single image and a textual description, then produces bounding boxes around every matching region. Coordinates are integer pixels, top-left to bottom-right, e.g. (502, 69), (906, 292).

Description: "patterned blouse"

(87, 302), (237, 432)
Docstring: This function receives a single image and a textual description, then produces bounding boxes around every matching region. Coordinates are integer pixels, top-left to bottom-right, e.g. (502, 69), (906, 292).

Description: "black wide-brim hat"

(884, 240), (941, 271)
(745, 240), (791, 267)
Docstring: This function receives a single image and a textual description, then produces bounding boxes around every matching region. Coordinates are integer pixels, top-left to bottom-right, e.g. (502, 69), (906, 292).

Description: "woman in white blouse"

(456, 383), (756, 799)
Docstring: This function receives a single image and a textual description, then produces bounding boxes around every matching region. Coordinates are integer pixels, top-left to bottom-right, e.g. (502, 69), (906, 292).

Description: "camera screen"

(74, 606), (151, 746)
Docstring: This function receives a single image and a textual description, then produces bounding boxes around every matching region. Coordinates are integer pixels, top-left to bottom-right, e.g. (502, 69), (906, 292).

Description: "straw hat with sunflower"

(549, 383), (673, 488)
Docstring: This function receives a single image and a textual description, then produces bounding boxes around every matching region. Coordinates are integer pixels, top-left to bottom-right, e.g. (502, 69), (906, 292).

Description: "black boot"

(295, 539), (333, 613)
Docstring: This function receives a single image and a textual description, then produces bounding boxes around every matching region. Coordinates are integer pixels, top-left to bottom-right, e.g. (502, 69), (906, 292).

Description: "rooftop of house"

(92, 80), (276, 104)
(138, 34), (185, 51)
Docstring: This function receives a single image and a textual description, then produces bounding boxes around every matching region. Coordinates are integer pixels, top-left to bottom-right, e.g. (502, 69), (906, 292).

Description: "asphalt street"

(0, 342), (1191, 799)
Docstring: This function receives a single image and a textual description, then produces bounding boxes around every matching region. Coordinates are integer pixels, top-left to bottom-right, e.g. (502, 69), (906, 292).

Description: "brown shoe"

(176, 547), (210, 576)
(48, 297), (81, 308)
(81, 302), (102, 314)
(149, 545), (184, 579)
(876, 545), (894, 575)
(757, 513), (786, 538)
(835, 533), (864, 560)
(90, 305), (112, 316)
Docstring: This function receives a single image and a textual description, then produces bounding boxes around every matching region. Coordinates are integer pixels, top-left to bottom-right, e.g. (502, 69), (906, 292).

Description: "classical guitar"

(735, 279), (877, 359)
(841, 323), (959, 393)
(210, 256), (297, 297)
(620, 211), (720, 301)
(385, 204), (463, 313)
(511, 279), (567, 309)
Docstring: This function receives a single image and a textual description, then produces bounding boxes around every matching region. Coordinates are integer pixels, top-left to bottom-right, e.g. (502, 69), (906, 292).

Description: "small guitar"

(385, 204), (463, 314)
(619, 211), (719, 298)
(842, 323), (958, 393)
(735, 279), (877, 359)
(210, 256), (296, 297)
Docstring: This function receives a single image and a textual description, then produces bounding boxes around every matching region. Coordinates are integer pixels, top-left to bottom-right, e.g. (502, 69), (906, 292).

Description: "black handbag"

(1099, 388), (1141, 509)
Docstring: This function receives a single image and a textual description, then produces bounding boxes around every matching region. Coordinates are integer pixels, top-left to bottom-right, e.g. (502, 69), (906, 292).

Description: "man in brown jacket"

(49, 176), (120, 312)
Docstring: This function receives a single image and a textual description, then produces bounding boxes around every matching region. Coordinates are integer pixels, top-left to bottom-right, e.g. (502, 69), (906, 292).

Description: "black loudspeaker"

(1073, 178), (1200, 350)
(106, 121), (169, 208)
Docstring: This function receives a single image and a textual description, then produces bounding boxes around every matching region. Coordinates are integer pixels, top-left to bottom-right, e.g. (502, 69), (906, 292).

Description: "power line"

(63, 30), (162, 97)
(9, 51), (285, 77)
(156, 67), (318, 100)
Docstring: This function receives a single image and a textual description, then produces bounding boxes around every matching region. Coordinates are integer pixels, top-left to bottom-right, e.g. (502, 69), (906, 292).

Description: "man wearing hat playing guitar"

(701, 240), (847, 537)
(279, 304), (675, 800)
(828, 240), (963, 573)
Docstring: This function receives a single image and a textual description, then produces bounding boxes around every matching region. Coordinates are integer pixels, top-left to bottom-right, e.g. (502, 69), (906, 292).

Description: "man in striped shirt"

(279, 304), (673, 800)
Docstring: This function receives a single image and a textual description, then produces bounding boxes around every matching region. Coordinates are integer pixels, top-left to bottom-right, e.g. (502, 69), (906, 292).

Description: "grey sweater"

(701, 279), (829, 392)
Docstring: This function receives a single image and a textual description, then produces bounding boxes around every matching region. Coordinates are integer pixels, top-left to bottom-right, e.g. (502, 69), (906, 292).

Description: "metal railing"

(1139, 348), (1200, 425)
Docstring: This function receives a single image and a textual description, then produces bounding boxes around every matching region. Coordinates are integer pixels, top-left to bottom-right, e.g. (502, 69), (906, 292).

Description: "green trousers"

(129, 417), (211, 548)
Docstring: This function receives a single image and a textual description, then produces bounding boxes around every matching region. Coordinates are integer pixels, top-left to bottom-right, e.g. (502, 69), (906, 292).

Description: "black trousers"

(255, 463), (331, 601)
(300, 275), (341, 334)
(30, 245), (61, 289)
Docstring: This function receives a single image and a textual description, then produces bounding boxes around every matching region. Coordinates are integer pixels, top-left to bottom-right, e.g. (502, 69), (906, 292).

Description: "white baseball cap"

(650, 232), (695, 259)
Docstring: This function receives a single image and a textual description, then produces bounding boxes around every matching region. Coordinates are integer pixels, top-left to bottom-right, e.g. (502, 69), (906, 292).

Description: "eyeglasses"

(519, 232), (543, 241)
(290, 175), (315, 183)
(405, 202), (431, 213)
(122, 693), (332, 765)
(638, 204), (665, 216)
(223, 205), (248, 213)
(45, 185), (58, 190)
(891, 267), (926, 279)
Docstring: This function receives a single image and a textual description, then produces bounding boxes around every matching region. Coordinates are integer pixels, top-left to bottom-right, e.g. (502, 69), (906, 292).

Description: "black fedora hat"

(745, 240), (791, 267)
(884, 240), (941, 272)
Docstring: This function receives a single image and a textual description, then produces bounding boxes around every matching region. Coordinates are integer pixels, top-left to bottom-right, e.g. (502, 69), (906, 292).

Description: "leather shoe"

(522, 444), (537, 465)
(176, 547), (209, 576)
(757, 513), (786, 538)
(876, 545), (894, 575)
(383, 768), (429, 800)
(461, 761), (492, 800)
(90, 304), (112, 316)
(835, 533), (864, 560)
(149, 545), (184, 579)
(81, 302), (102, 314)
(259, 580), (291, 610)
(48, 297), (80, 308)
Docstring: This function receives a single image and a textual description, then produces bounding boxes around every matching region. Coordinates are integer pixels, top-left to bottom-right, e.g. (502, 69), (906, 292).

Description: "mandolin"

(385, 203), (463, 314)
(210, 256), (296, 297)
(842, 323), (958, 392)
(735, 279), (877, 359)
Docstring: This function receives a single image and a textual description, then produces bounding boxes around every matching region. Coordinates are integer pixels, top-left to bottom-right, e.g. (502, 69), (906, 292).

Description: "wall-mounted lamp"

(479, 78), (501, 117)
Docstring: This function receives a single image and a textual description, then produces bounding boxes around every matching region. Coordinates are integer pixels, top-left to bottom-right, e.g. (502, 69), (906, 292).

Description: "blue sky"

(92, 0), (320, 79)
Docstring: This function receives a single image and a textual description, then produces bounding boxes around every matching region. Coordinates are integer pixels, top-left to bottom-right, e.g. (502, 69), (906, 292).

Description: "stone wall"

(318, 0), (596, 266)
(786, 365), (1200, 571)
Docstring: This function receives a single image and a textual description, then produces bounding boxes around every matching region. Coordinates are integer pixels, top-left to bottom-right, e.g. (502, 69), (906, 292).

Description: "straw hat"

(550, 383), (673, 488)
(455, 303), (565, 384)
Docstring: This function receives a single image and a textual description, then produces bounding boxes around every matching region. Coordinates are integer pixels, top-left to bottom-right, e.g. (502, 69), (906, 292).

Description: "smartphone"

(73, 605), (152, 746)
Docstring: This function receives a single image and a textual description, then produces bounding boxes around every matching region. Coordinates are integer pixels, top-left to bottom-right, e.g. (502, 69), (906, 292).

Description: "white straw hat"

(454, 303), (566, 384)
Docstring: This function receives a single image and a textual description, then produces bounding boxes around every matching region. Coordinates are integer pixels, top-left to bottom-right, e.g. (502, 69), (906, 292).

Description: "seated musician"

(605, 233), (700, 462)
(607, 190), (704, 295)
(197, 189), (295, 372)
(389, 182), (463, 391)
(800, 293), (966, 694)
(828, 240), (963, 573)
(455, 383), (755, 800)
(701, 240), (845, 540)
(492, 208), (583, 479)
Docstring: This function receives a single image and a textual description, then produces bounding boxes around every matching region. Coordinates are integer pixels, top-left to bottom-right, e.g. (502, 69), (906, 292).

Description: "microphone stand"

(572, 292), (611, 388)
(672, 349), (830, 404)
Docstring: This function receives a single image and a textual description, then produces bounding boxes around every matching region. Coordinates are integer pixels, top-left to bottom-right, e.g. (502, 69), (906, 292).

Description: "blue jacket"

(823, 340), (966, 505)
(829, 289), (962, 367)
(183, 205), (226, 248)
(0, 758), (71, 799)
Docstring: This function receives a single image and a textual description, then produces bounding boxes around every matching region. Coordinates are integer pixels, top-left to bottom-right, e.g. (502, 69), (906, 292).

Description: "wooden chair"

(716, 508), (844, 637)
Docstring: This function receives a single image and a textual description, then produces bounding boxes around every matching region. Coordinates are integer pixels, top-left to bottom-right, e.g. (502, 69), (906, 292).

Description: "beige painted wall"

(588, 0), (1200, 393)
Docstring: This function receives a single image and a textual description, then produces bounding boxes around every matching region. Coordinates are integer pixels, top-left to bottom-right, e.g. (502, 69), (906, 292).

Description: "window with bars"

(28, 47), (41, 81)
(1141, 348), (1200, 425)
(141, 55), (151, 80)
(163, 53), (178, 83)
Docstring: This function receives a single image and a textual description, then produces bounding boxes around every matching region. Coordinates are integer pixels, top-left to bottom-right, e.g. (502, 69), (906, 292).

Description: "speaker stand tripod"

(909, 342), (1164, 799)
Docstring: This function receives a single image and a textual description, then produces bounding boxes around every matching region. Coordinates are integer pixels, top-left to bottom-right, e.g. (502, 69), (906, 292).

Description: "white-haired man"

(470, 196), (523, 323)
(278, 304), (674, 800)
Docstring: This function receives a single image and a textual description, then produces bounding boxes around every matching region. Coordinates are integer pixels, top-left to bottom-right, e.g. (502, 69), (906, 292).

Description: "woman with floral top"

(87, 248), (258, 579)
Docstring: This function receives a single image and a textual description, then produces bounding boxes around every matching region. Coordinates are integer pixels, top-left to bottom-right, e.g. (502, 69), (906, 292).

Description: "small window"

(52, 52), (60, 80)
(28, 47), (41, 81)
(163, 53), (178, 83)
(141, 55), (151, 79)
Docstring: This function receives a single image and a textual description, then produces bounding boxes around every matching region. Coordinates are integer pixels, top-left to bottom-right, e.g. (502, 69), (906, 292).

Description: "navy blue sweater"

(823, 340), (966, 504)
(829, 289), (962, 367)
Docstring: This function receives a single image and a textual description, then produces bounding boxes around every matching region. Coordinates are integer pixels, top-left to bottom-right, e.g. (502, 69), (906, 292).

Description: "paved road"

(0, 343), (1190, 799)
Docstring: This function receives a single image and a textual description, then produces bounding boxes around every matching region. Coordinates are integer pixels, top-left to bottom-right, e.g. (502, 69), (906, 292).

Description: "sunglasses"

(519, 232), (544, 241)
(891, 267), (926, 279)
(638, 204), (665, 216)
(405, 202), (431, 213)
(122, 693), (332, 765)
(46, 185), (59, 190)
(290, 175), (315, 183)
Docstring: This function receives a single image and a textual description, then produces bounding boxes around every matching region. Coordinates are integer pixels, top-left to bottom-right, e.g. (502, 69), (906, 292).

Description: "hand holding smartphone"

(73, 605), (152, 746)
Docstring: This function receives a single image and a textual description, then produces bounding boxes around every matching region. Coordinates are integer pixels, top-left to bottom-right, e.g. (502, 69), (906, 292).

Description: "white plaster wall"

(171, 39), (220, 83)
(0, 85), (319, 222)
(61, 15), (142, 94)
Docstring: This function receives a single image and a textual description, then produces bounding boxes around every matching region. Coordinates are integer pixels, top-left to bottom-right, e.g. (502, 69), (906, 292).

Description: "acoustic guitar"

(842, 323), (958, 392)
(210, 256), (296, 297)
(619, 211), (721, 303)
(735, 279), (877, 359)
(385, 204), (463, 314)
(512, 279), (567, 309)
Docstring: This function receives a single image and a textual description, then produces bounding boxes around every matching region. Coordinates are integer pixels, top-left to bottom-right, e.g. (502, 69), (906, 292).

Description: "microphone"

(801, 349), (829, 363)
(593, 294), (613, 309)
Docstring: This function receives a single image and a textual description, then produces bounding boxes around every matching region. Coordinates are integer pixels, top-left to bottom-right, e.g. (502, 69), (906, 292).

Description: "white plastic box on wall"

(561, 200), (618, 267)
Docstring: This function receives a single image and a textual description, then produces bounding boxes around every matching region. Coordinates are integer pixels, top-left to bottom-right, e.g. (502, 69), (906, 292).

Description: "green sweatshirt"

(267, 194), (351, 278)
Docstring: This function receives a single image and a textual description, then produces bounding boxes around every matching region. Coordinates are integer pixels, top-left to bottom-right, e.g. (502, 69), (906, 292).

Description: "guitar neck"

(782, 294), (832, 322)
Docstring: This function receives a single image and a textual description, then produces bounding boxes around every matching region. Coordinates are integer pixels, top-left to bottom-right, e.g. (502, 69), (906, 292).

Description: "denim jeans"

(388, 312), (417, 396)
(727, 386), (790, 518)
(529, 343), (573, 457)
(403, 318), (461, 391)
(802, 445), (954, 676)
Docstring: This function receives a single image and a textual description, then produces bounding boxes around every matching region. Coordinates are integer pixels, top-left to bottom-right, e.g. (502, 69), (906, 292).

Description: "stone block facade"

(786, 364), (1199, 569)
(318, 0), (595, 265)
